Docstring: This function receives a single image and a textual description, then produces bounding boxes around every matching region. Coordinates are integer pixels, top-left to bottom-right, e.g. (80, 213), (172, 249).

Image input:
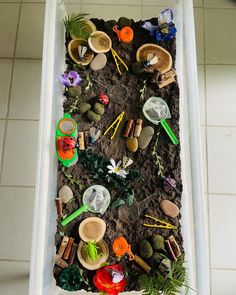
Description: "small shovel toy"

(143, 96), (179, 145)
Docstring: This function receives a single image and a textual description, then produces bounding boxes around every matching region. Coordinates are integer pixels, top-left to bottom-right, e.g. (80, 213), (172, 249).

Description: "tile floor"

(0, 0), (235, 294)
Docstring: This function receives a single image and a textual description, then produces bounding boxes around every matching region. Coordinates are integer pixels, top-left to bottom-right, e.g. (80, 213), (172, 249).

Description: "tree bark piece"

(165, 240), (177, 261)
(168, 235), (181, 258)
(133, 254), (151, 273)
(54, 255), (68, 269)
(124, 119), (134, 137)
(63, 237), (74, 260)
(134, 119), (143, 137)
(78, 132), (85, 150)
(57, 236), (69, 258)
(68, 243), (78, 265)
(55, 198), (63, 218)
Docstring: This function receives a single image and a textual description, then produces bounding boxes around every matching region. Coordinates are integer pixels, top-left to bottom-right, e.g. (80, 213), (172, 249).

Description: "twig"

(61, 167), (85, 190)
(152, 132), (164, 178)
(140, 79), (147, 101)
(68, 97), (80, 113)
(85, 73), (93, 92)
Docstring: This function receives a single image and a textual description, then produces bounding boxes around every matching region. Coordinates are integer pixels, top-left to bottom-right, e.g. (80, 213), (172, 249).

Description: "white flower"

(107, 159), (128, 179)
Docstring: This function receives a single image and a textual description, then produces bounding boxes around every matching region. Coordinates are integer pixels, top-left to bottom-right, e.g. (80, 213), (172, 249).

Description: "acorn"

(118, 17), (132, 28)
(139, 240), (153, 259)
(68, 86), (82, 97)
(131, 61), (145, 75)
(78, 102), (91, 114)
(94, 103), (105, 116)
(87, 110), (102, 123)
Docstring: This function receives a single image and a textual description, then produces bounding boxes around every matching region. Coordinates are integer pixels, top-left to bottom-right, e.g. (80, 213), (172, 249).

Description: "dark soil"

(54, 17), (183, 292)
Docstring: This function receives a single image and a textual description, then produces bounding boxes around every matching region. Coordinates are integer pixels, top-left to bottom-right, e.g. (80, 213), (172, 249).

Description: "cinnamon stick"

(63, 237), (74, 260)
(124, 119), (134, 137)
(168, 235), (181, 258)
(134, 254), (151, 273)
(68, 243), (78, 265)
(54, 255), (68, 269)
(55, 198), (63, 218)
(78, 132), (85, 150)
(165, 240), (177, 261)
(134, 119), (143, 137)
(57, 236), (69, 258)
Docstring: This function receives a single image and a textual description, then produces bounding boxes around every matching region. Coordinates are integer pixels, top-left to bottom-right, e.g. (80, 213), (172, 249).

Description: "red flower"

(93, 264), (126, 295)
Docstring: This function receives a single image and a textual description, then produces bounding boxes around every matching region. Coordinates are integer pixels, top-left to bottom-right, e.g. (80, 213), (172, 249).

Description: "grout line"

(204, 6), (236, 10)
(208, 192), (236, 196)
(212, 267), (236, 271)
(7, 118), (40, 121)
(207, 125), (236, 128)
(0, 184), (35, 188)
(0, 2), (22, 184)
(0, 258), (30, 263)
(202, 2), (212, 294)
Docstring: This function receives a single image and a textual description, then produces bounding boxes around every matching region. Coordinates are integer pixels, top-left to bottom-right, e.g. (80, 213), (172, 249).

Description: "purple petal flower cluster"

(60, 71), (82, 88)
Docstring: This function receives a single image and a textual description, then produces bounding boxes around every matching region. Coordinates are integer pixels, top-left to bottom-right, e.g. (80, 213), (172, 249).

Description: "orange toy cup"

(112, 236), (134, 260)
(113, 25), (134, 43)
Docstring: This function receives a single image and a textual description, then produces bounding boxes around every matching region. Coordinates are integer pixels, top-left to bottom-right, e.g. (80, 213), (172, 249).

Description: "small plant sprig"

(139, 255), (195, 295)
(61, 167), (85, 190)
(85, 73), (93, 92)
(68, 97), (80, 114)
(64, 13), (91, 40)
(140, 79), (147, 102)
(152, 132), (164, 178)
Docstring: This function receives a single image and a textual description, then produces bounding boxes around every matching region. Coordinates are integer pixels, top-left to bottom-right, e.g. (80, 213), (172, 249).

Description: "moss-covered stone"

(78, 102), (91, 114)
(139, 240), (153, 259)
(131, 62), (144, 75)
(87, 110), (101, 123)
(159, 258), (171, 275)
(151, 234), (165, 251)
(94, 102), (105, 116)
(104, 19), (117, 31)
(68, 86), (82, 97)
(118, 17), (132, 28)
(148, 252), (165, 269)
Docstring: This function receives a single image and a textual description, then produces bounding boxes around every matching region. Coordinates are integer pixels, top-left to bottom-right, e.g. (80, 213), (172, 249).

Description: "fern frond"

(64, 13), (92, 39)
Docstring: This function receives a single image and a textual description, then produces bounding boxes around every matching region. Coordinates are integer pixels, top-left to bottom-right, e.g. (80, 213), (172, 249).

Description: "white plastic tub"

(29, 0), (210, 294)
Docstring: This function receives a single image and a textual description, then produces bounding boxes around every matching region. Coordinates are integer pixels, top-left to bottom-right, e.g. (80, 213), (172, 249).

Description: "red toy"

(62, 137), (77, 150)
(99, 93), (109, 105)
(93, 264), (126, 295)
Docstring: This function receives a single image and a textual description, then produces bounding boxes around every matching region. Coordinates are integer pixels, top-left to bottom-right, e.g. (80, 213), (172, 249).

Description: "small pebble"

(126, 137), (138, 152)
(138, 126), (154, 150)
(90, 53), (107, 71)
(58, 185), (73, 204)
(160, 200), (179, 218)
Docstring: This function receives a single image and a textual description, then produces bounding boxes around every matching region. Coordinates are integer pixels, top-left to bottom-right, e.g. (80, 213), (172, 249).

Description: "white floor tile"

(9, 60), (41, 120)
(81, 0), (141, 4)
(194, 0), (203, 7)
(194, 8), (204, 64)
(0, 261), (29, 294)
(143, 6), (165, 19)
(204, 0), (236, 8)
(207, 127), (236, 194)
(0, 187), (34, 260)
(212, 269), (236, 295)
(198, 65), (205, 125)
(16, 4), (45, 58)
(1, 120), (39, 186)
(80, 4), (142, 20)
(0, 4), (20, 57)
(205, 9), (236, 64)
(0, 120), (5, 164)
(206, 65), (236, 126)
(209, 194), (236, 268)
(0, 59), (12, 119)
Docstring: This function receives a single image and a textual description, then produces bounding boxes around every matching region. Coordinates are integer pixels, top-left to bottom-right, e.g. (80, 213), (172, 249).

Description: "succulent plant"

(139, 240), (153, 259)
(94, 102), (105, 116)
(151, 234), (165, 251)
(87, 110), (102, 123)
(104, 19), (118, 31)
(118, 17), (132, 28)
(68, 86), (82, 97)
(78, 102), (91, 114)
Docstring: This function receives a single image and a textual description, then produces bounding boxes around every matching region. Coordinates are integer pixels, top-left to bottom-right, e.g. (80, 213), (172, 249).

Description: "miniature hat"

(79, 217), (106, 242)
(68, 39), (94, 65)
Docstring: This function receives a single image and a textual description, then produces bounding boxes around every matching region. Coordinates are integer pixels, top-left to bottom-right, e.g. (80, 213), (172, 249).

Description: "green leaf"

(111, 198), (125, 208)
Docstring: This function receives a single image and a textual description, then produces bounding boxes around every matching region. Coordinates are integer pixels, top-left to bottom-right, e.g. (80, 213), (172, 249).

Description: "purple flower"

(59, 71), (82, 88)
(142, 21), (157, 36)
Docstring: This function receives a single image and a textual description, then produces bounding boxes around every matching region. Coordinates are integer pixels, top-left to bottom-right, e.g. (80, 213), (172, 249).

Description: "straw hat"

(136, 43), (172, 74)
(68, 38), (94, 65)
(88, 31), (112, 53)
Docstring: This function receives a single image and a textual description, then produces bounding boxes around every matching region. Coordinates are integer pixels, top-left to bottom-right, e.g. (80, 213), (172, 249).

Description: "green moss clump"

(87, 110), (101, 123)
(58, 265), (81, 291)
(68, 86), (82, 97)
(148, 252), (165, 269)
(78, 102), (91, 114)
(151, 234), (165, 251)
(104, 19), (117, 31)
(139, 240), (153, 259)
(131, 62), (144, 75)
(118, 17), (132, 28)
(94, 103), (105, 116)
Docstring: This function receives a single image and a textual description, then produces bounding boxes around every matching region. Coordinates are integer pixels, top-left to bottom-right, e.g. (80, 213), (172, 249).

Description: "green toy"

(56, 113), (78, 167)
